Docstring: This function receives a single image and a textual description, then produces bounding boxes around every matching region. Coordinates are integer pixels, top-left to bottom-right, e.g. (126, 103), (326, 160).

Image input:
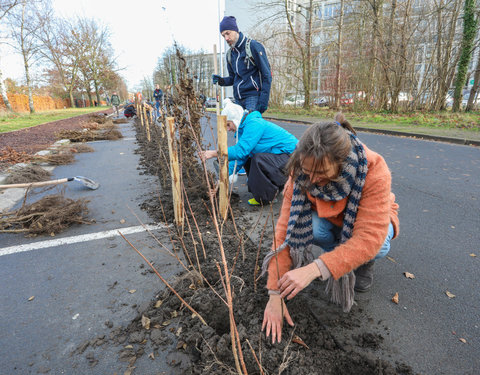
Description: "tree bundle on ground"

(0, 194), (90, 236)
(31, 151), (75, 165)
(56, 127), (122, 142)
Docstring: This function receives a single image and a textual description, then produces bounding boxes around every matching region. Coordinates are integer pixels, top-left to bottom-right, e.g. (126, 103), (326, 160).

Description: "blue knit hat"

(220, 16), (239, 33)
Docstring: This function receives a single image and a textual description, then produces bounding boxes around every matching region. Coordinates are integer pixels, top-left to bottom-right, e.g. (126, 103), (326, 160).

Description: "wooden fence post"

(143, 105), (151, 142)
(166, 117), (184, 232)
(217, 115), (229, 221)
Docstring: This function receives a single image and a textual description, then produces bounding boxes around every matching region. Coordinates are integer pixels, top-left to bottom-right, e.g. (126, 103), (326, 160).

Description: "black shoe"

(354, 260), (375, 292)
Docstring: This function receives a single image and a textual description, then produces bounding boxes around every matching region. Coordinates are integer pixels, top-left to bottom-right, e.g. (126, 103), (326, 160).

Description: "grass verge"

(265, 106), (480, 141)
(0, 107), (110, 133)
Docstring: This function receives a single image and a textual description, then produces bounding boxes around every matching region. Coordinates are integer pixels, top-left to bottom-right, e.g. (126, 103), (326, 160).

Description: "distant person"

(212, 16), (272, 114)
(123, 101), (136, 118)
(200, 101), (297, 205)
(153, 84), (163, 118)
(111, 92), (121, 117)
(199, 92), (207, 110)
(261, 113), (400, 344)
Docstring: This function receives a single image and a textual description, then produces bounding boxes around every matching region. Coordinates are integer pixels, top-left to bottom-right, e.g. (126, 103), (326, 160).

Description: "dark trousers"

(244, 153), (290, 203)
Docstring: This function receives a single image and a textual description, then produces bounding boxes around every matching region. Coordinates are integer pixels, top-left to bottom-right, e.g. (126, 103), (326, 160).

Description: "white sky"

(1, 0), (226, 90)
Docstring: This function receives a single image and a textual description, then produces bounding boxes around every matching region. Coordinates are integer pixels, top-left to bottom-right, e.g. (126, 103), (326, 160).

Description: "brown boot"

(354, 260), (375, 292)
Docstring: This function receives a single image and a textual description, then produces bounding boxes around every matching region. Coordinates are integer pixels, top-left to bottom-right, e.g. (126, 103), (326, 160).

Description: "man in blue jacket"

(153, 84), (163, 118)
(201, 101), (297, 205)
(212, 16), (272, 114)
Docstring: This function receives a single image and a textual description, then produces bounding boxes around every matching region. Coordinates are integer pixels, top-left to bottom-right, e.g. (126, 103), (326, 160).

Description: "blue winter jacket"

(221, 33), (272, 113)
(153, 89), (163, 102)
(228, 111), (298, 175)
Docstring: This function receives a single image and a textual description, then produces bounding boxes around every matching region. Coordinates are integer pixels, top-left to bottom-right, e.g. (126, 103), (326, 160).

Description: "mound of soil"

(76, 118), (415, 374)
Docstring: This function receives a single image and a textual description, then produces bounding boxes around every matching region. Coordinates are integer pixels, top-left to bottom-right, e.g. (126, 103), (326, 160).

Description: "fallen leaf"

(72, 313), (79, 320)
(292, 335), (309, 349)
(386, 256), (397, 263)
(391, 292), (399, 304)
(176, 340), (186, 349)
(148, 352), (155, 360)
(120, 219), (126, 224)
(50, 232), (55, 237)
(162, 320), (171, 326)
(28, 296), (35, 301)
(129, 289), (136, 294)
(153, 324), (161, 329)
(171, 310), (178, 318)
(124, 345), (133, 349)
(445, 291), (455, 299)
(404, 272), (415, 279)
(141, 315), (151, 330)
(469, 253), (477, 257)
(415, 156), (420, 158)
(154, 300), (163, 308)
(459, 338), (467, 344)
(451, 226), (455, 229)
(124, 366), (135, 375)
(176, 327), (182, 336)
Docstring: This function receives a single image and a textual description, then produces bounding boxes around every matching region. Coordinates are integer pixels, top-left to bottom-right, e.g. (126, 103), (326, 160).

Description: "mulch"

(0, 109), (112, 155)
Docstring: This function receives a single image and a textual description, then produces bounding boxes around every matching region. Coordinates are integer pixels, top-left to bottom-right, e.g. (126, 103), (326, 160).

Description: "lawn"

(265, 106), (480, 140)
(0, 107), (110, 133)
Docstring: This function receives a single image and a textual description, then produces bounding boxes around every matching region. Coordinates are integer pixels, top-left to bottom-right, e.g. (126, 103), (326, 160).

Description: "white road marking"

(0, 224), (163, 257)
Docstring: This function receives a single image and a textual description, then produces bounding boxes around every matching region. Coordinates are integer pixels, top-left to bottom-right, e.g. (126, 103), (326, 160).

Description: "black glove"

(212, 74), (225, 85)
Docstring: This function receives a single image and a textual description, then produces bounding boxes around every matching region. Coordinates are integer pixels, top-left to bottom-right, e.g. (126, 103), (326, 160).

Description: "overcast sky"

(1, 0), (226, 90)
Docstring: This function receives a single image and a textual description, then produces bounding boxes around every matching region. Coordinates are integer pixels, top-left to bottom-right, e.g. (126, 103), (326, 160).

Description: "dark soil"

(0, 110), (112, 155)
(74, 116), (416, 375)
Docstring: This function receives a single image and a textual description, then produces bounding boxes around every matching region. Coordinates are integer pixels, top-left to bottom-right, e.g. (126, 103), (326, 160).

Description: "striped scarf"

(262, 132), (368, 312)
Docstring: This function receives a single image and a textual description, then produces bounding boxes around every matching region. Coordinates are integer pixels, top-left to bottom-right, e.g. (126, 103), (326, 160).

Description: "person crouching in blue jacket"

(201, 101), (298, 205)
(212, 16), (272, 114)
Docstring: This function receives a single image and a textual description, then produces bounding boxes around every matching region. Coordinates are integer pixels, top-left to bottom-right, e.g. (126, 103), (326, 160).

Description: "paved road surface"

(1, 114), (479, 374)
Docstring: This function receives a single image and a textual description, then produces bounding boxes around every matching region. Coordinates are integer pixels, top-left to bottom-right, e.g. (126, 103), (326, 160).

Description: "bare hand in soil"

(278, 263), (321, 300)
(208, 183), (219, 199)
(262, 295), (294, 343)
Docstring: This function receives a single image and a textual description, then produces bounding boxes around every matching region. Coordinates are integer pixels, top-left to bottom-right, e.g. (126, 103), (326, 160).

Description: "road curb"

(263, 116), (480, 147)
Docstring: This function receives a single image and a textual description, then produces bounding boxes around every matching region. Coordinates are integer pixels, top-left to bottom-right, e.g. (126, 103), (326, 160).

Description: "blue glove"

(212, 74), (224, 85)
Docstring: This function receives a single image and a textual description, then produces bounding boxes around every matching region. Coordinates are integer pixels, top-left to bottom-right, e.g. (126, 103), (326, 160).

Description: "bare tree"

(6, 0), (45, 113)
(0, 0), (21, 111)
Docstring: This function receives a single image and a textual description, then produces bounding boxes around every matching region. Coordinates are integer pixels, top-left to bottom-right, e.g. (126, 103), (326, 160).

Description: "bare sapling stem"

(246, 339), (265, 375)
(254, 215), (270, 291)
(118, 231), (207, 326)
(183, 188), (207, 259)
(182, 202), (203, 279)
(270, 202), (285, 326)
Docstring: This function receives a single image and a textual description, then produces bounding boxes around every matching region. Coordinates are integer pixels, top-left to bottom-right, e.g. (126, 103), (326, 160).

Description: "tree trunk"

(69, 89), (75, 108)
(0, 65), (13, 112)
(94, 79), (101, 105)
(367, 1), (382, 109)
(465, 50), (480, 111)
(24, 56), (35, 113)
(334, 0), (345, 109)
(303, 0), (313, 108)
(452, 0), (477, 112)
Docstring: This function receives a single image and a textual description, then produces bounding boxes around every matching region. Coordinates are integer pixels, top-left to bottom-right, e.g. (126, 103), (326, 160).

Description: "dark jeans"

(244, 153), (290, 203)
(237, 96), (259, 113)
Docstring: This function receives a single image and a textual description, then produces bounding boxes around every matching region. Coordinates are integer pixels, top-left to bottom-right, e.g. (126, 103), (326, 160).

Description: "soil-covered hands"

(262, 294), (294, 343)
(278, 262), (321, 300)
(199, 150), (217, 161)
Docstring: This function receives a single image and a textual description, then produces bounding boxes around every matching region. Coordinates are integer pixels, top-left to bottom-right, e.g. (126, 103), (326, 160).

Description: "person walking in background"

(110, 92), (121, 117)
(153, 84), (163, 118)
(200, 101), (297, 206)
(212, 16), (272, 114)
(261, 114), (400, 343)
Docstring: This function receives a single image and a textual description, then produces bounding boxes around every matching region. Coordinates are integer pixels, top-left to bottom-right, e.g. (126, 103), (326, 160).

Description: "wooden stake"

(143, 105), (151, 142)
(217, 115), (229, 221)
(213, 44), (220, 116)
(139, 103), (145, 128)
(166, 117), (184, 232)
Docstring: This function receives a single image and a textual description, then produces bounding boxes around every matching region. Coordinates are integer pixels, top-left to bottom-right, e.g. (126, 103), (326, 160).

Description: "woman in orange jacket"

(261, 114), (399, 343)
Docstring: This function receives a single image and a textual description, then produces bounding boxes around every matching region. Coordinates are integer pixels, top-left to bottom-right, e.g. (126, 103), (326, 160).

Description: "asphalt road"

(1, 114), (479, 374)
(0, 121), (181, 374)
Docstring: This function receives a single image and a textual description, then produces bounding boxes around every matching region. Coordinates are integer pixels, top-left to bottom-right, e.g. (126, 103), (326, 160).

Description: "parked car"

(461, 92), (480, 108)
(284, 95), (305, 106)
(205, 97), (217, 108)
(340, 93), (354, 105)
(313, 96), (329, 107)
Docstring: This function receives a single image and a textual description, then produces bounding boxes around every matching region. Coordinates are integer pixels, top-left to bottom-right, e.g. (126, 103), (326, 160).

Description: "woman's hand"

(262, 294), (294, 343)
(199, 150), (217, 161)
(278, 262), (321, 300)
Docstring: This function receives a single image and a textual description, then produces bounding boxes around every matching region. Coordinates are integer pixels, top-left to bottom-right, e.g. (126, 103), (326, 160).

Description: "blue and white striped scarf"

(262, 132), (368, 312)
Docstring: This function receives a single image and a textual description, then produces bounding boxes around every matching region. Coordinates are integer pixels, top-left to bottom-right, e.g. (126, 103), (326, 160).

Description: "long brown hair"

(286, 114), (355, 181)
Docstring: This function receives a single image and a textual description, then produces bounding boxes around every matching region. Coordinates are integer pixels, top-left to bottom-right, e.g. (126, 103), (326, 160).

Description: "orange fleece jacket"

(266, 145), (399, 290)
